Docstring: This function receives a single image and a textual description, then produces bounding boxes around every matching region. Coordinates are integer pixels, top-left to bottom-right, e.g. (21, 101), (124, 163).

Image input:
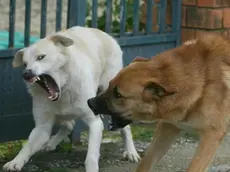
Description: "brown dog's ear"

(143, 82), (174, 100)
(12, 48), (25, 68)
(133, 56), (150, 63)
(50, 35), (74, 47)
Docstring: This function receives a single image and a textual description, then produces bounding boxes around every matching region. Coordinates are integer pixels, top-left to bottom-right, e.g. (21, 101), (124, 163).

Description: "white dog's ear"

(50, 35), (74, 47)
(12, 48), (25, 68)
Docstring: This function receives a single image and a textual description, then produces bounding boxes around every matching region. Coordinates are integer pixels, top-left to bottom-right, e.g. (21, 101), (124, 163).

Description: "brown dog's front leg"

(135, 122), (180, 172)
(186, 129), (226, 172)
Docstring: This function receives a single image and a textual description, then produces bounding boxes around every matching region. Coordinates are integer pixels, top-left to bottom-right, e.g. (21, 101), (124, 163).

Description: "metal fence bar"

(105, 0), (112, 33)
(24, 0), (31, 47)
(172, 0), (182, 46)
(133, 0), (140, 35)
(0, 0), (182, 143)
(9, 0), (16, 48)
(146, 0), (153, 34)
(55, 0), (62, 31)
(40, 0), (47, 38)
(92, 0), (98, 28)
(117, 33), (176, 46)
(119, 0), (126, 36)
(0, 48), (20, 58)
(67, 0), (86, 28)
(159, 0), (167, 33)
(67, 0), (76, 28)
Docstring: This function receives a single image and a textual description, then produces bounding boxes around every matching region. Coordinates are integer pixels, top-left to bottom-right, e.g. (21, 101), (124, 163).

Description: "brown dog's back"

(87, 33), (230, 172)
(142, 34), (230, 129)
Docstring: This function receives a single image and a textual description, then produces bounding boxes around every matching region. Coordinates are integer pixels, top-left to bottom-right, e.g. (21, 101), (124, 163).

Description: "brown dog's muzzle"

(87, 97), (133, 130)
(87, 97), (109, 115)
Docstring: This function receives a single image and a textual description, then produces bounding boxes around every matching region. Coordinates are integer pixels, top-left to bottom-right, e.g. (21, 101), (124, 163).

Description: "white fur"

(3, 26), (140, 172)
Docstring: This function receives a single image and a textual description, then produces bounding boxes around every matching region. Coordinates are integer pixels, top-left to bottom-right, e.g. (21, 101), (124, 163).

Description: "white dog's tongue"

(46, 81), (58, 101)
(48, 88), (58, 100)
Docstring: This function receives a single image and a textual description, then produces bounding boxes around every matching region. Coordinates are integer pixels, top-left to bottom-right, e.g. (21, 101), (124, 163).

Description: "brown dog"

(87, 33), (230, 172)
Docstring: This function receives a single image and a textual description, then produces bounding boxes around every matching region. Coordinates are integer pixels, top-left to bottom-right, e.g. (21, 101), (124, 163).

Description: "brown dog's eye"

(113, 86), (122, 98)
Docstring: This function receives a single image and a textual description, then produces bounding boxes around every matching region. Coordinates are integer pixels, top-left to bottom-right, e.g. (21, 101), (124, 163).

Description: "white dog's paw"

(3, 159), (25, 171)
(41, 136), (59, 152)
(85, 156), (99, 172)
(41, 142), (57, 152)
(42, 144), (57, 152)
(123, 149), (141, 162)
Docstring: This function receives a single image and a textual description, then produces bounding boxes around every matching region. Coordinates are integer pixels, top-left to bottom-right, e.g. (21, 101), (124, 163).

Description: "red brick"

(213, 30), (226, 35)
(198, 0), (230, 7)
(196, 29), (224, 38)
(182, 7), (186, 26)
(222, 0), (230, 7)
(183, 0), (196, 5)
(197, 0), (224, 7)
(196, 30), (209, 38)
(181, 28), (196, 43)
(224, 8), (230, 28)
(186, 7), (223, 29)
(224, 29), (230, 37)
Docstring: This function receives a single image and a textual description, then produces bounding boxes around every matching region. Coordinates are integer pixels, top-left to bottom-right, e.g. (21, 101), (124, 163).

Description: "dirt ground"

(1, 132), (230, 172)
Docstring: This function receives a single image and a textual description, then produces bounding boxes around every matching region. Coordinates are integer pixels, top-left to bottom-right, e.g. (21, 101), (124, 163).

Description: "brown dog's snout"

(87, 98), (99, 115)
(87, 97), (133, 130)
(109, 116), (133, 131)
(87, 97), (108, 115)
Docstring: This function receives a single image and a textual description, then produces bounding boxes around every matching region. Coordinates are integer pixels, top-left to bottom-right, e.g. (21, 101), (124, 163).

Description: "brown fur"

(97, 33), (230, 172)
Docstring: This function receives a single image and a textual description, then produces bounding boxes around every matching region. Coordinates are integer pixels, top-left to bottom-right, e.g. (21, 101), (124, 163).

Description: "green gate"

(0, 0), (181, 142)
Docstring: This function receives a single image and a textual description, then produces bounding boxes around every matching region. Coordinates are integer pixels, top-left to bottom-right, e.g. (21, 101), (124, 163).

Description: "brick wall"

(182, 0), (230, 43)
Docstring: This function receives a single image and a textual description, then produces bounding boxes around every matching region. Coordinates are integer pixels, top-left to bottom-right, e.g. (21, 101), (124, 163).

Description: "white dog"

(3, 26), (140, 172)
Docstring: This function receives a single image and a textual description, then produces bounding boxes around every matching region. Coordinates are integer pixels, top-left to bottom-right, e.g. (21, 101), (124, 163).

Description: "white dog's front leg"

(42, 127), (70, 152)
(3, 123), (53, 171)
(121, 125), (140, 162)
(42, 120), (75, 151)
(84, 116), (104, 172)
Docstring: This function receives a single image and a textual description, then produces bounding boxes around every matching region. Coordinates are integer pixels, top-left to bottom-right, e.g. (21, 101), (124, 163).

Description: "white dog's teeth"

(51, 93), (58, 100)
(31, 78), (36, 84)
(35, 77), (39, 81)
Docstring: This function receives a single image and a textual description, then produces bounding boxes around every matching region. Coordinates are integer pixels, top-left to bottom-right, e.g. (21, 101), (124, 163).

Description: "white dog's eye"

(37, 54), (46, 61)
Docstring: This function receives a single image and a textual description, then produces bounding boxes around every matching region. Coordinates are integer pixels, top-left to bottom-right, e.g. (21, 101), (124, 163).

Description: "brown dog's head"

(88, 34), (230, 130)
(88, 56), (176, 130)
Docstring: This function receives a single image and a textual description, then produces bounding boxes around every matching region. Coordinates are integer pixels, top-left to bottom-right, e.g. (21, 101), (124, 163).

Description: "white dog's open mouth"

(28, 74), (60, 101)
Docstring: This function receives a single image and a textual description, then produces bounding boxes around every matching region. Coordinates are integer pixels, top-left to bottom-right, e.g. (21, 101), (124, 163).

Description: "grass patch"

(0, 124), (155, 161)
(80, 123), (156, 143)
(0, 123), (199, 163)
(130, 124), (155, 142)
(46, 169), (74, 172)
(0, 140), (26, 162)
